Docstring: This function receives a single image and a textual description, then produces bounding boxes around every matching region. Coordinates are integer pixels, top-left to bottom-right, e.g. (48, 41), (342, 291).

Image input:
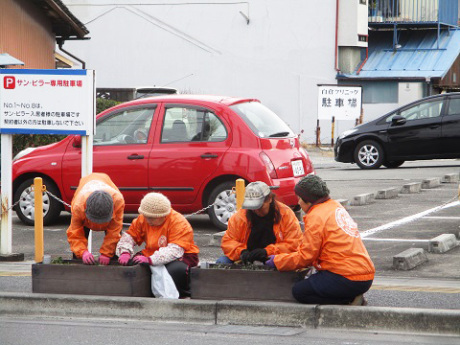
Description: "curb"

(1, 292), (459, 335)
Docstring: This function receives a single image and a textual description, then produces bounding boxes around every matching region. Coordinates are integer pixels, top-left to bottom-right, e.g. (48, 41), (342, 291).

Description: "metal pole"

(0, 134), (13, 255)
(316, 119), (321, 147)
(331, 116), (336, 147)
(235, 179), (245, 211)
(34, 177), (44, 263)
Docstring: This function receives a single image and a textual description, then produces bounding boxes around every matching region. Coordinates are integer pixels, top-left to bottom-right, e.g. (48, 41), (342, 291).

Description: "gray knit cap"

(85, 190), (114, 224)
(294, 175), (330, 204)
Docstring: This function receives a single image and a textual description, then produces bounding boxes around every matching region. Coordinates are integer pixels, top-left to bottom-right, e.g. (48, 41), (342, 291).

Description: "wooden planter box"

(32, 262), (153, 297)
(190, 264), (306, 302)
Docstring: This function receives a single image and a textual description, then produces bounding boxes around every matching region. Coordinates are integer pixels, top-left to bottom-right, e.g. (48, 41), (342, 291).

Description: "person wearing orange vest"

(116, 192), (199, 298)
(217, 181), (302, 265)
(265, 175), (375, 305)
(66, 172), (125, 265)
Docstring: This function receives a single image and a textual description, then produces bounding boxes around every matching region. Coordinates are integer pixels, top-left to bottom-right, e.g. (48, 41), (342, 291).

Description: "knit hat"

(242, 181), (271, 210)
(295, 175), (330, 204)
(85, 190), (114, 224)
(138, 192), (171, 218)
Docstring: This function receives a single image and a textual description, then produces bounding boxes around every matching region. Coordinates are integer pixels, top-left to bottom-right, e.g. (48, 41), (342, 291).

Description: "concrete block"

(317, 305), (460, 335)
(209, 230), (225, 246)
(428, 234), (459, 253)
(441, 173), (459, 183)
(216, 300), (317, 327)
(336, 199), (350, 208)
(350, 193), (374, 206)
(0, 292), (217, 324)
(375, 187), (399, 199)
(422, 178), (441, 189)
(393, 248), (428, 270)
(400, 182), (422, 194)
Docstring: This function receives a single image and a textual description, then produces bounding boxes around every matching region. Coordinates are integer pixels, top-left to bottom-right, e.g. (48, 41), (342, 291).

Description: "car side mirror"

(72, 136), (82, 148)
(391, 115), (406, 126)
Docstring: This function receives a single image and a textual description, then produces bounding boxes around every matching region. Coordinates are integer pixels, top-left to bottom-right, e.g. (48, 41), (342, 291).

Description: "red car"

(12, 95), (315, 230)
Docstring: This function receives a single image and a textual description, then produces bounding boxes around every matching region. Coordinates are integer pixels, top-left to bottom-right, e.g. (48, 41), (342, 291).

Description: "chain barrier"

(45, 190), (72, 209)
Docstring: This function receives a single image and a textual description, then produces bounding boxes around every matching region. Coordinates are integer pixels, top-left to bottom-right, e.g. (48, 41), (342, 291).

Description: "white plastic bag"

(150, 265), (179, 299)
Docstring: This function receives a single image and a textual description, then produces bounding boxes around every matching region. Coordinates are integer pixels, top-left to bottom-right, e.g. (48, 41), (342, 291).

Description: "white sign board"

(317, 85), (362, 121)
(0, 69), (95, 135)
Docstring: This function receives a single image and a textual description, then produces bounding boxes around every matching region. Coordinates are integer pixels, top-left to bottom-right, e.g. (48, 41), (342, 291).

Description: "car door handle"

(127, 154), (144, 160)
(430, 125), (440, 129)
(201, 154), (218, 159)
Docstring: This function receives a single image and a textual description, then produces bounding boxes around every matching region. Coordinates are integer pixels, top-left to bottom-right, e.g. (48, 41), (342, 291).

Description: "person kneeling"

(265, 175), (375, 305)
(116, 192), (199, 298)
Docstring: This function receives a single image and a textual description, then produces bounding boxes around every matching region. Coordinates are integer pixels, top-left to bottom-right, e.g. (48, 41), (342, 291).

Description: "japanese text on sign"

(317, 85), (362, 120)
(0, 69), (95, 135)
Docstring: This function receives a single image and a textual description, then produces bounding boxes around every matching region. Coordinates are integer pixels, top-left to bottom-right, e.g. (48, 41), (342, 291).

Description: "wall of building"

(0, 0), (56, 69)
(63, 0), (339, 144)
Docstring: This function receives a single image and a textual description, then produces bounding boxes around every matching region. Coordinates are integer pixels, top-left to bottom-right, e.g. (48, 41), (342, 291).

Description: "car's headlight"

(338, 128), (358, 140)
(13, 147), (37, 161)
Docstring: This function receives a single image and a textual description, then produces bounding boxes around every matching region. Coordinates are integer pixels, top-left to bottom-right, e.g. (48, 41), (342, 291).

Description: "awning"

(339, 29), (460, 80)
(0, 53), (24, 67)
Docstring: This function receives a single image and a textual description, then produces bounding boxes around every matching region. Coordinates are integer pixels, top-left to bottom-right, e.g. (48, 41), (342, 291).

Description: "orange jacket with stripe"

(66, 173), (125, 258)
(221, 201), (302, 261)
(127, 210), (199, 257)
(274, 199), (375, 281)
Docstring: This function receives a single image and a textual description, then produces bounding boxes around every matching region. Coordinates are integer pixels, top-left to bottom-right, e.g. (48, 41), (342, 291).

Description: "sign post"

(0, 69), (95, 258)
(317, 85), (362, 146)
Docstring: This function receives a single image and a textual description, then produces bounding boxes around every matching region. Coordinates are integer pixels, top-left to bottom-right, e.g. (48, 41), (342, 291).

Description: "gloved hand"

(265, 255), (276, 269)
(248, 248), (268, 263)
(240, 249), (250, 264)
(133, 255), (152, 265)
(118, 252), (131, 266)
(82, 250), (96, 265)
(98, 254), (111, 266)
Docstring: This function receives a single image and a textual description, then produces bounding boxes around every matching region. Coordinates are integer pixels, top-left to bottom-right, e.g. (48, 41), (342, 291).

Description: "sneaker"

(350, 294), (368, 306)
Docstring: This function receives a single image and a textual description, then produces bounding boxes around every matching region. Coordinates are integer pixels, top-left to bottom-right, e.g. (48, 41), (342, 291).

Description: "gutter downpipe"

(356, 45), (368, 75)
(57, 39), (86, 69)
(335, 0), (340, 73)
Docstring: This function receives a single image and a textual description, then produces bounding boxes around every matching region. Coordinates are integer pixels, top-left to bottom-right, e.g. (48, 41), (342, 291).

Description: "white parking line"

(361, 200), (460, 238)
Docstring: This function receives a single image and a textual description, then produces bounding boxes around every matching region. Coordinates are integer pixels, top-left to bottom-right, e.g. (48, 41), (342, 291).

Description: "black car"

(334, 93), (460, 169)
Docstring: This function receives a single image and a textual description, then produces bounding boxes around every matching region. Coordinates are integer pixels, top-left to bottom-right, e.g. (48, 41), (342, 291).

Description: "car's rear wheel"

(383, 160), (404, 169)
(14, 178), (62, 226)
(207, 181), (237, 231)
(354, 140), (384, 169)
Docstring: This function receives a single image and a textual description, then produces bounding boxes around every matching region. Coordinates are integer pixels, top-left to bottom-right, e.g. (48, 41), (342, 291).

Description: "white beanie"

(138, 193), (171, 218)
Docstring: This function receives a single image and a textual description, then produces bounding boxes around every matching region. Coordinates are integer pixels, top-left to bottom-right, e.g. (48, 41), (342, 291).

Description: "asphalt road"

(1, 317), (459, 345)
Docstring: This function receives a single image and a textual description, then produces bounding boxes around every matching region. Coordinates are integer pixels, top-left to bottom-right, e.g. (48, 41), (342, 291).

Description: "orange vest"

(274, 199), (375, 281)
(66, 173), (125, 258)
(127, 210), (199, 257)
(221, 201), (302, 261)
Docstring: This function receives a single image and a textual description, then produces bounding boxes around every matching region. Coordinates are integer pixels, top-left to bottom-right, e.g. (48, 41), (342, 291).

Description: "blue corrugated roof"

(341, 29), (460, 79)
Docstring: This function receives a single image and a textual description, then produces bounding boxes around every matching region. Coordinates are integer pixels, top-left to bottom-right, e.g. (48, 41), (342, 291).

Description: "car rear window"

(230, 101), (295, 138)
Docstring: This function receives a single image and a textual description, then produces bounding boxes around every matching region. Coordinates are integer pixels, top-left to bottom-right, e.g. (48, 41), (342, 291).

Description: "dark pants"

(292, 270), (373, 305)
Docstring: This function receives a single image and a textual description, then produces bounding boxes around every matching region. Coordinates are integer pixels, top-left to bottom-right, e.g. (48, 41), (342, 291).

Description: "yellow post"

(34, 177), (44, 263)
(235, 178), (246, 210)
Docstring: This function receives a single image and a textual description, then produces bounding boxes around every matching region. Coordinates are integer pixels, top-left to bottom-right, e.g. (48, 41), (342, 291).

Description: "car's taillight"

(259, 152), (278, 179)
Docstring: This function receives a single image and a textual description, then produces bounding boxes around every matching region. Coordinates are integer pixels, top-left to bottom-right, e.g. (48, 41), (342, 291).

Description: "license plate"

(291, 160), (304, 177)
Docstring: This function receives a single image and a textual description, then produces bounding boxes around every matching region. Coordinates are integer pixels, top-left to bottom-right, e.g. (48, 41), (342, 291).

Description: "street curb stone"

(0, 292), (459, 335)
